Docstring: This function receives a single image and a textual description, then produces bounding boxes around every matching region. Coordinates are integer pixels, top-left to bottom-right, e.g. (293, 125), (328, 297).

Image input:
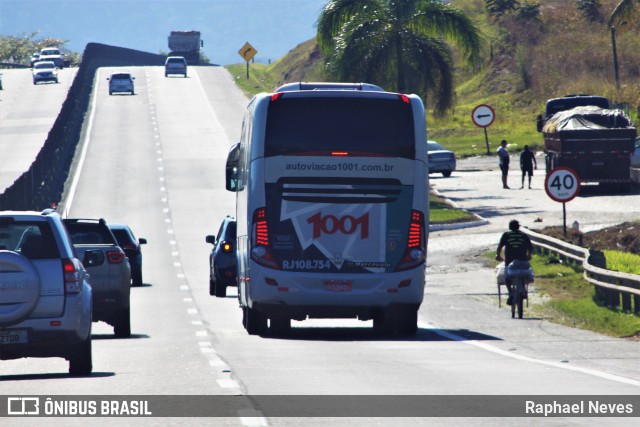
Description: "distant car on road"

(107, 72), (135, 95)
(426, 140), (456, 177)
(165, 56), (188, 77)
(32, 61), (59, 85)
(63, 218), (132, 338)
(108, 224), (147, 287)
(38, 47), (64, 68)
(0, 210), (93, 376)
(206, 216), (237, 297)
(30, 51), (41, 67)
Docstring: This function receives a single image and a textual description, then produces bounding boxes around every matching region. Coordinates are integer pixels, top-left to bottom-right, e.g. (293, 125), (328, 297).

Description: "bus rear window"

(265, 97), (415, 158)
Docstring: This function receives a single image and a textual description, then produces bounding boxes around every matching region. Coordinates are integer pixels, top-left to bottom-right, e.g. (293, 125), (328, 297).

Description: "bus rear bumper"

(254, 302), (420, 321)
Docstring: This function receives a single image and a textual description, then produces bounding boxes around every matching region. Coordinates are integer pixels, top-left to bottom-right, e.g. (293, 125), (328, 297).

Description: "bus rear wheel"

(270, 316), (291, 336)
(245, 307), (267, 335)
(396, 310), (418, 336)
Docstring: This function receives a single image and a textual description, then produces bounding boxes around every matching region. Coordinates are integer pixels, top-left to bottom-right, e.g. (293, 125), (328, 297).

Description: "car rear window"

(111, 73), (131, 80)
(110, 228), (133, 245)
(0, 220), (60, 259)
(64, 223), (117, 245)
(427, 142), (445, 151)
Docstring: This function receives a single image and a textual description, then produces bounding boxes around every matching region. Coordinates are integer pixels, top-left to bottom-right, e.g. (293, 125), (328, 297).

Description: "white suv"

(38, 47), (65, 68)
(0, 210), (93, 376)
(165, 56), (187, 77)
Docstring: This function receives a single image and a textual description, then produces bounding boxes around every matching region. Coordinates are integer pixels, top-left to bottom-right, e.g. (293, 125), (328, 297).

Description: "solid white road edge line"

(420, 321), (640, 387)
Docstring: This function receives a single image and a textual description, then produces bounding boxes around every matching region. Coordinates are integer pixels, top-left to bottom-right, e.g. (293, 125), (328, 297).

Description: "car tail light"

(62, 258), (83, 294)
(250, 208), (279, 269)
(107, 250), (126, 263)
(395, 210), (426, 271)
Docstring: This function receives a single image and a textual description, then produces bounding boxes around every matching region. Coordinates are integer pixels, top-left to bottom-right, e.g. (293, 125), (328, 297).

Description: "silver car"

(426, 140), (456, 177)
(107, 72), (135, 95)
(32, 61), (59, 85)
(0, 210), (93, 376)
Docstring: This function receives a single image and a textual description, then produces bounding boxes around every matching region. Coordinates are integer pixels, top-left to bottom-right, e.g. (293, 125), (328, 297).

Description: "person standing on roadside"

(497, 139), (510, 189)
(520, 145), (537, 189)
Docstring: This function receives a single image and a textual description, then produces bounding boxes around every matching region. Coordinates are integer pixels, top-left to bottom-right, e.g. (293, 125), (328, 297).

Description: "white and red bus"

(225, 82), (428, 336)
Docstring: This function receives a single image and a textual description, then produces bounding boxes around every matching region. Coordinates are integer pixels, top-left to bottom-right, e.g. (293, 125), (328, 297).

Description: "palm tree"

(609, 0), (640, 26)
(317, 0), (486, 115)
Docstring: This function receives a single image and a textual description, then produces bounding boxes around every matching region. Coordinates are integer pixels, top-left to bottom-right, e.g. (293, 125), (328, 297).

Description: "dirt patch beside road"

(537, 221), (640, 253)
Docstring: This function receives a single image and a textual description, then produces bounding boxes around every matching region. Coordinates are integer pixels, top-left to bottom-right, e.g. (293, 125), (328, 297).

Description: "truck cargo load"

(541, 105), (636, 185)
(168, 30), (202, 65)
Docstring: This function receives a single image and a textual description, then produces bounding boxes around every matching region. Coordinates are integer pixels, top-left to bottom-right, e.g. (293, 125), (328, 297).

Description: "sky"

(0, 0), (328, 65)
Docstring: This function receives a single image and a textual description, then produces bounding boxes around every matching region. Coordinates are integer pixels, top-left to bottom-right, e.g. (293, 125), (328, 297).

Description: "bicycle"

(506, 260), (534, 319)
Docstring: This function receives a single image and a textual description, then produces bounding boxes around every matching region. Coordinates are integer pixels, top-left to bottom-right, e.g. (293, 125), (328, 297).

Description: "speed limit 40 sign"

(545, 167), (580, 203)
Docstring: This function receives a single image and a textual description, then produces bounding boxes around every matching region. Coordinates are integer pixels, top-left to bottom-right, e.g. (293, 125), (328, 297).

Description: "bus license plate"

(323, 280), (352, 292)
(0, 330), (28, 344)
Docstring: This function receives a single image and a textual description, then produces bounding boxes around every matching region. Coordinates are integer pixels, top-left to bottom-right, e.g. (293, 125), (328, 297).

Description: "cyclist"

(496, 219), (532, 304)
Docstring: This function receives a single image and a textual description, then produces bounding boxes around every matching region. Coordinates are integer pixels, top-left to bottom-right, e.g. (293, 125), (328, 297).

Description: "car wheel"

(132, 265), (143, 287)
(214, 271), (227, 298)
(442, 170), (452, 178)
(55, 78), (59, 84)
(68, 333), (92, 376)
(109, 91), (113, 95)
(209, 273), (216, 296)
(113, 306), (131, 338)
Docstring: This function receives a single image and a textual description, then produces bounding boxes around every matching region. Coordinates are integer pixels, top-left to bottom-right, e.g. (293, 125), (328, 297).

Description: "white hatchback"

(107, 72), (135, 95)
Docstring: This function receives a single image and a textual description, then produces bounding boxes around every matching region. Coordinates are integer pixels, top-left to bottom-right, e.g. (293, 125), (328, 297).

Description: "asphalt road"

(0, 67), (77, 191)
(1, 66), (639, 426)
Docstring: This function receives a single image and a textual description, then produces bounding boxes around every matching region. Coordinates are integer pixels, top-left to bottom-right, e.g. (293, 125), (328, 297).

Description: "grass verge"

(429, 193), (475, 224)
(486, 253), (640, 338)
(603, 250), (640, 275)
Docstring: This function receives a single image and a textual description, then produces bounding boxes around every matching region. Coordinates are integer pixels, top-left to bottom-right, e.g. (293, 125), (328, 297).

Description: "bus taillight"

(251, 208), (279, 269)
(396, 210), (426, 271)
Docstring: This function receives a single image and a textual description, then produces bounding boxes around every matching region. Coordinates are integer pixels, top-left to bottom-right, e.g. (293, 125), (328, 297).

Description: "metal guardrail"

(522, 228), (640, 314)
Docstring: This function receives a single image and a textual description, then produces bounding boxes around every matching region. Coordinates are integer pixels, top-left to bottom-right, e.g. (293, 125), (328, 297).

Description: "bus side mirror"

(225, 142), (240, 192)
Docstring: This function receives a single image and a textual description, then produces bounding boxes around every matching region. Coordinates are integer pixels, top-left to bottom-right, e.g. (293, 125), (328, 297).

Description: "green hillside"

(227, 0), (640, 158)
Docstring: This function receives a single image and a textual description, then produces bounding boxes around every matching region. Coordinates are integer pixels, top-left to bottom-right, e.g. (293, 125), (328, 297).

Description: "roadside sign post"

(238, 42), (257, 79)
(544, 167), (580, 237)
(471, 104), (496, 155)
